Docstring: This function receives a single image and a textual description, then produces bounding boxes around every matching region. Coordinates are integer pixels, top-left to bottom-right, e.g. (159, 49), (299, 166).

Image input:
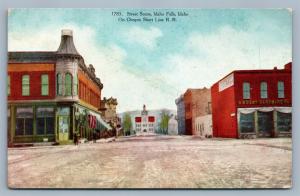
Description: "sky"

(8, 9), (292, 112)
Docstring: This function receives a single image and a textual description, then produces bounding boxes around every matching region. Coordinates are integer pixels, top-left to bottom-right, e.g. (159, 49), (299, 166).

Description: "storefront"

(74, 104), (111, 141)
(238, 107), (292, 138)
(8, 103), (57, 145)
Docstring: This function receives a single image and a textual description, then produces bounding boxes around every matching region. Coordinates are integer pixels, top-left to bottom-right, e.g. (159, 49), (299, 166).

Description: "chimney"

(57, 29), (80, 56)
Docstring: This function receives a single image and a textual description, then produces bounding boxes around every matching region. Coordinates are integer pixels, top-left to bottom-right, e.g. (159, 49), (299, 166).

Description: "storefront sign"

(219, 73), (234, 92)
(238, 99), (290, 105)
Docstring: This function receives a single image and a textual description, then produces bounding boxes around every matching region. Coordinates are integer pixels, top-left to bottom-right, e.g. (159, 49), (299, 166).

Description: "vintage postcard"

(7, 8), (292, 189)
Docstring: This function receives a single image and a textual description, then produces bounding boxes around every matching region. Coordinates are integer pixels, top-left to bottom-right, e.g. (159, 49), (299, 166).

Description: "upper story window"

(260, 82), (268, 99)
(57, 73), (63, 96)
(243, 82), (250, 99)
(22, 75), (30, 96)
(278, 81), (285, 98)
(74, 74), (78, 96)
(65, 73), (72, 96)
(7, 75), (10, 96)
(41, 74), (49, 96)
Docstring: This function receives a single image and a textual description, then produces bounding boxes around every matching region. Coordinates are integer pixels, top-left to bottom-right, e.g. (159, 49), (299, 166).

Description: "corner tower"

(55, 29), (80, 102)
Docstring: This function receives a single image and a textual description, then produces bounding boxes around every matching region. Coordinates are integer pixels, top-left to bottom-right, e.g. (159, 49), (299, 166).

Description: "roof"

(212, 62), (292, 87)
(56, 33), (80, 56)
(8, 51), (56, 63)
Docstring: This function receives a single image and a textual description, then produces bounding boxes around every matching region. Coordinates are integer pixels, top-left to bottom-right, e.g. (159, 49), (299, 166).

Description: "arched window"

(56, 73), (63, 96)
(74, 74), (78, 96)
(65, 73), (72, 96)
(243, 82), (250, 99)
(260, 82), (268, 99)
(278, 81), (285, 98)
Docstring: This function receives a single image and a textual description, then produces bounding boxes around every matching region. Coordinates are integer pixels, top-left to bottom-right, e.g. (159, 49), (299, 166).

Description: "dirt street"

(8, 135), (292, 189)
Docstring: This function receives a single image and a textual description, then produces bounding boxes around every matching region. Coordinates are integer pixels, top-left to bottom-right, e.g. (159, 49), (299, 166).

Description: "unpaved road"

(8, 135), (292, 189)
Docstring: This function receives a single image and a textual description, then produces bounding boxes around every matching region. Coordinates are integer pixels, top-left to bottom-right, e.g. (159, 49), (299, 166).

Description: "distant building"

(101, 97), (119, 128)
(175, 95), (185, 135)
(135, 105), (155, 134)
(168, 115), (178, 135)
(183, 88), (211, 135)
(211, 63), (292, 138)
(7, 29), (110, 145)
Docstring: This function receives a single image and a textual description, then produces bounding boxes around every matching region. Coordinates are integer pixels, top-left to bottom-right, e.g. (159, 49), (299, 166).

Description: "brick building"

(8, 29), (110, 145)
(211, 63), (292, 138)
(183, 88), (211, 135)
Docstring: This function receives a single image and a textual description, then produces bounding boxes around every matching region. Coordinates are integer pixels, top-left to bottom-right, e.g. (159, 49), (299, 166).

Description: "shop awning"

(96, 115), (112, 130)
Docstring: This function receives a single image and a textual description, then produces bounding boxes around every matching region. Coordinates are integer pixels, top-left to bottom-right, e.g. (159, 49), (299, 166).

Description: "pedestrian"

(74, 132), (79, 145)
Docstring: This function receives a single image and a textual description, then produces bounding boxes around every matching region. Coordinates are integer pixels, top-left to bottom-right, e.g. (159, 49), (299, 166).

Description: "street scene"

(7, 9), (292, 188)
(8, 135), (292, 188)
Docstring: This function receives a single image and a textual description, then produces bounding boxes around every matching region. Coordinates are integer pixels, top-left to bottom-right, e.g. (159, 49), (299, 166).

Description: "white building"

(168, 116), (178, 135)
(135, 105), (155, 135)
(195, 114), (212, 138)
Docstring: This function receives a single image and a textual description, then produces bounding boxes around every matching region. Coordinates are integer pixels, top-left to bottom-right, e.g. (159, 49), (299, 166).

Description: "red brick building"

(8, 29), (110, 145)
(183, 88), (211, 135)
(211, 62), (292, 138)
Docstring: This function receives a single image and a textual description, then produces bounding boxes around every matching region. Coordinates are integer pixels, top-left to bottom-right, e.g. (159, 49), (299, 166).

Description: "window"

(278, 81), (285, 98)
(22, 75), (30, 96)
(65, 73), (72, 96)
(74, 74), (78, 96)
(260, 82), (268, 99)
(41, 74), (49, 96)
(15, 107), (33, 136)
(243, 82), (250, 99)
(57, 73), (63, 95)
(36, 107), (55, 135)
(7, 75), (10, 96)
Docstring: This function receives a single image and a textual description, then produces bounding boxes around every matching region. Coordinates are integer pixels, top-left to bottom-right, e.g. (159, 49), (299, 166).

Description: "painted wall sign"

(219, 73), (234, 92)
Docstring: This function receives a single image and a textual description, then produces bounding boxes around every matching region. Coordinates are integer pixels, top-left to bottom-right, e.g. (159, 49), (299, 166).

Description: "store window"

(239, 112), (255, 133)
(57, 73), (63, 95)
(277, 112), (291, 132)
(15, 107), (33, 136)
(36, 107), (55, 135)
(22, 75), (30, 96)
(41, 74), (49, 96)
(260, 82), (268, 99)
(278, 81), (285, 98)
(65, 73), (72, 96)
(243, 82), (250, 99)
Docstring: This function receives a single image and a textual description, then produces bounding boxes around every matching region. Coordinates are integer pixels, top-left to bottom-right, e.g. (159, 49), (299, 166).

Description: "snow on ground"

(8, 135), (292, 189)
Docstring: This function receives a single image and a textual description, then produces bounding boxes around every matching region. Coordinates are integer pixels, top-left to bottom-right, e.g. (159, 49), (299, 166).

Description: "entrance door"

(58, 116), (69, 141)
(258, 111), (274, 137)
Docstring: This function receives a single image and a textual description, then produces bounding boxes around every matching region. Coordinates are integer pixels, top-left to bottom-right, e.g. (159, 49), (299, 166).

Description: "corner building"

(8, 29), (108, 145)
(211, 63), (292, 138)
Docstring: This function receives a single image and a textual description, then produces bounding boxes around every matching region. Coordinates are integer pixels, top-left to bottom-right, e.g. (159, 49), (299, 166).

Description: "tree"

(159, 109), (170, 134)
(122, 113), (132, 136)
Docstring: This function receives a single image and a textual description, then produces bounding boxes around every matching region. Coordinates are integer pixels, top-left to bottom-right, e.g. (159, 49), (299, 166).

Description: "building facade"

(195, 114), (212, 138)
(101, 97), (119, 128)
(211, 63), (292, 138)
(175, 95), (185, 135)
(135, 105), (155, 134)
(183, 88), (211, 135)
(168, 115), (178, 135)
(8, 29), (109, 146)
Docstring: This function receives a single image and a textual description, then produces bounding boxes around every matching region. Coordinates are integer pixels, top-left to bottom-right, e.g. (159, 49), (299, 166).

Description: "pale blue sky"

(8, 9), (292, 112)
